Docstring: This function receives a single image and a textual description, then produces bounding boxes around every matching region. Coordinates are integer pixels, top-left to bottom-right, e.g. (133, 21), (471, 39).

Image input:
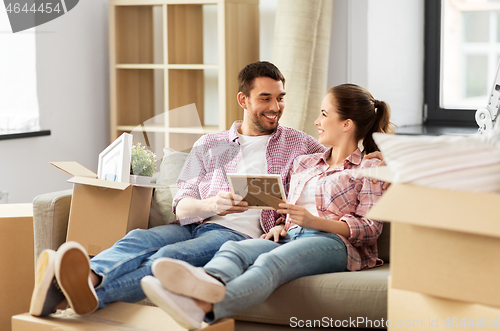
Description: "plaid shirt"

(173, 121), (325, 232)
(285, 148), (384, 271)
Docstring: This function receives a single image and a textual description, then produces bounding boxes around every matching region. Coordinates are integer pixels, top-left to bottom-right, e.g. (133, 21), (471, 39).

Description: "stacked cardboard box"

(367, 184), (500, 330)
(0, 204), (34, 331)
(12, 302), (234, 330)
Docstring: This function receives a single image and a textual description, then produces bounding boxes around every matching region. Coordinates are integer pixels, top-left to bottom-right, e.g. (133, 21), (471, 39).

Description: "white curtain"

(272, 0), (332, 137)
(0, 7), (40, 132)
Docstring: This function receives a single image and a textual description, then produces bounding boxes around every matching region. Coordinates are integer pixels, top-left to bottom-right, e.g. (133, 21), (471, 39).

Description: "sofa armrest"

(33, 190), (73, 265)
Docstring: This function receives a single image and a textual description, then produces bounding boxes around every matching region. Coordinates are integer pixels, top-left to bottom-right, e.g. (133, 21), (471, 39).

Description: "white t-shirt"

(288, 175), (320, 230)
(295, 176), (320, 217)
(207, 133), (270, 238)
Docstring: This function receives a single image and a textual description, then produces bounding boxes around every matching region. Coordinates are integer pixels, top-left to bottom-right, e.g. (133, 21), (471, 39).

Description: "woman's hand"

(260, 224), (287, 242)
(276, 203), (315, 228)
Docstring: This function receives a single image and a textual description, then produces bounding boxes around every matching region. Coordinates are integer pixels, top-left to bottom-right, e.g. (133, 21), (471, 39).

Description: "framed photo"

(97, 133), (133, 183)
(227, 174), (286, 210)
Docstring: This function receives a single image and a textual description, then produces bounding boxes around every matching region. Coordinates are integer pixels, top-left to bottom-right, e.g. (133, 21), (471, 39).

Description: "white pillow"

(148, 148), (189, 228)
(373, 129), (500, 193)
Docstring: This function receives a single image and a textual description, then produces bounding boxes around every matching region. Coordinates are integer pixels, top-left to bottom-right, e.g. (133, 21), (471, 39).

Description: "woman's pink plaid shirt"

(285, 148), (385, 271)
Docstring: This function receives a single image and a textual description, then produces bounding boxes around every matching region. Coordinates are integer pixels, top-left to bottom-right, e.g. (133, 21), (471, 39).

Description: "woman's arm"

(340, 176), (384, 246)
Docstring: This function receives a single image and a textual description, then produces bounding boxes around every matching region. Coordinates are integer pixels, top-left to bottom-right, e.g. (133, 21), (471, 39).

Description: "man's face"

(238, 77), (286, 136)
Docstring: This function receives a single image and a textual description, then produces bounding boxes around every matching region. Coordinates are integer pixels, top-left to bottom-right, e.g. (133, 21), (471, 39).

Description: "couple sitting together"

(30, 61), (394, 330)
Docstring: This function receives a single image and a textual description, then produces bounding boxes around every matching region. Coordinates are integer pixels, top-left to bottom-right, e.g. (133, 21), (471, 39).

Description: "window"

(425, 0), (500, 125)
(0, 7), (41, 135)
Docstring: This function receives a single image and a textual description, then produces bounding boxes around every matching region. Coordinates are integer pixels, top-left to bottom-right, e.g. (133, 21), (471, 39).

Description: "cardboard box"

(51, 162), (158, 256)
(388, 277), (500, 330)
(12, 302), (234, 331)
(368, 184), (500, 308)
(0, 204), (34, 331)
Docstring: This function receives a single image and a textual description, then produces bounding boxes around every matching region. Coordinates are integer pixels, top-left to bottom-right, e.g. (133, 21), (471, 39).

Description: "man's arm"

(364, 151), (390, 190)
(176, 192), (249, 220)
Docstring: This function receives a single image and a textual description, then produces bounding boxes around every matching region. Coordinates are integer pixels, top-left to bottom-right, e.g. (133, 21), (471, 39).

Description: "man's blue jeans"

(203, 226), (347, 321)
(90, 223), (250, 308)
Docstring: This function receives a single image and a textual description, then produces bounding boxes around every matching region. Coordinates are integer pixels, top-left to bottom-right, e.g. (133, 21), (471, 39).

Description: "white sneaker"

(29, 249), (66, 316)
(152, 258), (225, 303)
(54, 241), (98, 315)
(141, 276), (204, 330)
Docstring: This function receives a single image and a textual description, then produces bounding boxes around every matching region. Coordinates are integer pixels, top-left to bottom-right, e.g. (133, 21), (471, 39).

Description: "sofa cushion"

(148, 148), (189, 228)
(232, 264), (389, 328)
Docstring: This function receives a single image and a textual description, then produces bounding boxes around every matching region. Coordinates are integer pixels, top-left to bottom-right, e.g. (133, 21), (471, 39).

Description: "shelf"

(116, 64), (166, 69)
(111, 0), (259, 6)
(117, 125), (220, 134)
(110, 0), (259, 151)
(115, 64), (219, 70)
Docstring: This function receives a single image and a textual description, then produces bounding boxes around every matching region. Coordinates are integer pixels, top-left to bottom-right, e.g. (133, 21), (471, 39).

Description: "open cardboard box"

(388, 277), (500, 330)
(51, 161), (165, 256)
(12, 302), (234, 331)
(364, 167), (500, 308)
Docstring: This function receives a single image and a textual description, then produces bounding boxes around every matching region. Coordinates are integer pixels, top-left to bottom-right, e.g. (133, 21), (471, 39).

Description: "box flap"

(51, 161), (97, 178)
(68, 176), (130, 190)
(367, 184), (500, 238)
(347, 165), (394, 182)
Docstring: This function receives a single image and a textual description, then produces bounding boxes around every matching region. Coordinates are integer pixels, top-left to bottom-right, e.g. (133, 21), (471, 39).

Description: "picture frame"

(227, 173), (286, 210)
(97, 133), (133, 183)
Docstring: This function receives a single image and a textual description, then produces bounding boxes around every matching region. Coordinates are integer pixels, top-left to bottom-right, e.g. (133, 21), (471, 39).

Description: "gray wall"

(0, 0), (109, 203)
(1, 0), (424, 203)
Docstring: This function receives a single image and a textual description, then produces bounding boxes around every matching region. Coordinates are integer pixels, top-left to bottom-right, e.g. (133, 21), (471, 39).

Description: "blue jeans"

(90, 223), (250, 308)
(203, 226), (347, 322)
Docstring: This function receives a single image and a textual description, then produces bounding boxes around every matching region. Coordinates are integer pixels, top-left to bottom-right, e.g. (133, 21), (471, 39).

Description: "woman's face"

(314, 93), (348, 146)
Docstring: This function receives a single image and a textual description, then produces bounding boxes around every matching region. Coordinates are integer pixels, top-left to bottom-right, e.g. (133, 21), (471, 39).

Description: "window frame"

(424, 0), (478, 126)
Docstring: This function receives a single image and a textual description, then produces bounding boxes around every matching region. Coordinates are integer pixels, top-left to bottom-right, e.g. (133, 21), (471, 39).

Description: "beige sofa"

(32, 149), (390, 330)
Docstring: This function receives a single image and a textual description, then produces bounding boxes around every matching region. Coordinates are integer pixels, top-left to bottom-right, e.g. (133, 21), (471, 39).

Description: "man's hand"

(276, 203), (314, 228)
(260, 224), (286, 242)
(211, 191), (249, 216)
(364, 151), (391, 190)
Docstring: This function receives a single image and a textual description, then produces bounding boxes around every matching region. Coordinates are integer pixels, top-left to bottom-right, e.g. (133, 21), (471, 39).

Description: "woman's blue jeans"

(89, 223), (250, 308)
(203, 227), (348, 321)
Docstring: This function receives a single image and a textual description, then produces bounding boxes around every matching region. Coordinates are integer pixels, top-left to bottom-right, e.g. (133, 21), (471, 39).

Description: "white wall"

(0, 0), (109, 203)
(1, 0), (424, 203)
(367, 0), (424, 127)
(328, 0), (425, 127)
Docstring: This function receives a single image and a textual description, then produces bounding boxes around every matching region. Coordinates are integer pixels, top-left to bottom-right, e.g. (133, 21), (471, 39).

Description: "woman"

(141, 83), (395, 330)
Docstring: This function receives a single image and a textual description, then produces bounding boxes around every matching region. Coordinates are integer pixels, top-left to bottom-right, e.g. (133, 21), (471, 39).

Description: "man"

(29, 61), (326, 316)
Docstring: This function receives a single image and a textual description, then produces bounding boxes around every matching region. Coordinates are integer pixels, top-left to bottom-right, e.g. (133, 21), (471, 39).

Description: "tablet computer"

(227, 173), (286, 210)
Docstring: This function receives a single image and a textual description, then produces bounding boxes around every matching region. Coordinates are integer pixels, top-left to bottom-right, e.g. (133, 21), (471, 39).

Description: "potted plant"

(130, 143), (157, 184)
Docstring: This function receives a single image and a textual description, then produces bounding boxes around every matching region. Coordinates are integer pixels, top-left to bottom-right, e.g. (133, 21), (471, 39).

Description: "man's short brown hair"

(237, 61), (285, 97)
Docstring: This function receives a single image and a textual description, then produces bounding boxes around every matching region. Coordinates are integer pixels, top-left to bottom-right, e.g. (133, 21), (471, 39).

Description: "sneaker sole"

(152, 258), (225, 303)
(55, 242), (98, 315)
(29, 250), (65, 316)
(141, 276), (200, 331)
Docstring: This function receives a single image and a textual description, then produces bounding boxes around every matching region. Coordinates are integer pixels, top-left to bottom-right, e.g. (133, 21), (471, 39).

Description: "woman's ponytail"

(330, 84), (395, 155)
(362, 99), (395, 154)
